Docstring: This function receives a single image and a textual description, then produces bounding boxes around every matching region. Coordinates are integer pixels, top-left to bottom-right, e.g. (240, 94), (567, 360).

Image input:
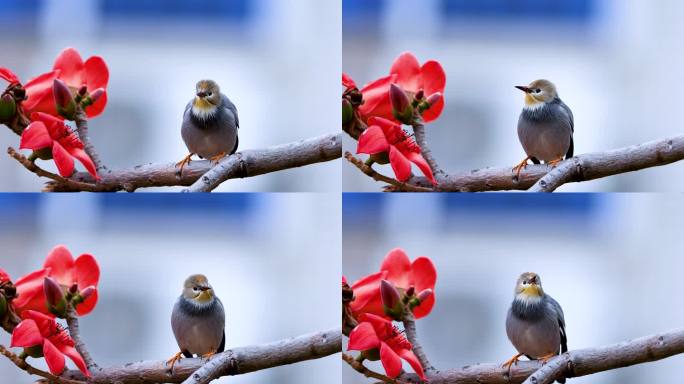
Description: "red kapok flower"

(24, 47), (109, 118)
(350, 248), (437, 320)
(0, 268), (10, 283)
(343, 73), (357, 90)
(348, 313), (426, 380)
(0, 68), (21, 85)
(20, 112), (98, 179)
(0, 66), (60, 114)
(10, 310), (89, 377)
(14, 245), (100, 317)
(357, 116), (436, 184)
(358, 52), (446, 123)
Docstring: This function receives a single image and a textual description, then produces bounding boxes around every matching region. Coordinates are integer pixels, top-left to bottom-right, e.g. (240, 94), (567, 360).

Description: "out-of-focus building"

(0, 0), (340, 192)
(343, 0), (684, 191)
(343, 193), (684, 383)
(0, 193), (341, 383)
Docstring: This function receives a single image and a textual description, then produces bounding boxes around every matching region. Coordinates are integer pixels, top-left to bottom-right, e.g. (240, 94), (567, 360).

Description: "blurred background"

(343, 193), (684, 383)
(0, 0), (340, 192)
(343, 0), (684, 191)
(0, 193), (341, 383)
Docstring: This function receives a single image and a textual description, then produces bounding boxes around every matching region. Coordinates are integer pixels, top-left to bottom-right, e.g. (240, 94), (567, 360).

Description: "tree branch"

(0, 345), (86, 384)
(400, 135), (684, 192)
(8, 133), (340, 192)
(60, 328), (341, 384)
(65, 307), (98, 370)
(184, 133), (341, 192)
(74, 108), (104, 171)
(411, 121), (442, 176)
(342, 352), (400, 384)
(344, 152), (434, 192)
(393, 328), (684, 384)
(402, 309), (433, 372)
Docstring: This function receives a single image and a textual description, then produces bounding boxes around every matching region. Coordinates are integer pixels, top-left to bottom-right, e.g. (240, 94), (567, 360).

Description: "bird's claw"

(201, 352), (217, 361)
(513, 157), (531, 179)
(209, 152), (227, 164)
(176, 153), (194, 174)
(502, 353), (523, 370)
(538, 353), (556, 365)
(166, 352), (183, 372)
(546, 158), (563, 168)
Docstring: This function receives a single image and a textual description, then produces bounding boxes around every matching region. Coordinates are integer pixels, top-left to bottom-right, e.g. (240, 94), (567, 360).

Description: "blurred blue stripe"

(440, 193), (598, 216)
(0, 194), (40, 228)
(439, 0), (594, 21)
(99, 193), (253, 216)
(100, 0), (251, 20)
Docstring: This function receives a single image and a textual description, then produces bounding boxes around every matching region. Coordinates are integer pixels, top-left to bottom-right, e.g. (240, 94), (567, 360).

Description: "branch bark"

(184, 133), (341, 192)
(402, 309), (433, 372)
(0, 345), (86, 384)
(411, 121), (442, 177)
(74, 108), (104, 171)
(65, 307), (98, 370)
(59, 327), (341, 384)
(393, 328), (684, 384)
(9, 133), (340, 192)
(401, 135), (684, 192)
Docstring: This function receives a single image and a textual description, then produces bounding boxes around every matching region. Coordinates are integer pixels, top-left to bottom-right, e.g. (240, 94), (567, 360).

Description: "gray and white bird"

(504, 272), (567, 383)
(513, 79), (574, 177)
(177, 79), (239, 173)
(168, 274), (226, 370)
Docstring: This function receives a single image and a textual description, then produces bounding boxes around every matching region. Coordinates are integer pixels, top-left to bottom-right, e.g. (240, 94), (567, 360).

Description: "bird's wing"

(547, 295), (568, 353)
(221, 94), (239, 129)
(218, 330), (226, 353)
(557, 100), (574, 158)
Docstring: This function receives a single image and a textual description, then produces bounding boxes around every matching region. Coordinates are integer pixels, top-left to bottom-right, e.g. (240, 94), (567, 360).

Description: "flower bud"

(80, 286), (96, 301)
(53, 79), (76, 120)
(69, 283), (78, 294)
(417, 288), (433, 302)
(44, 277), (67, 318)
(0, 93), (17, 122)
(405, 286), (415, 297)
(418, 92), (443, 113)
(81, 88), (104, 108)
(390, 83), (413, 125)
(380, 280), (403, 320)
(78, 85), (88, 96)
(342, 98), (354, 125)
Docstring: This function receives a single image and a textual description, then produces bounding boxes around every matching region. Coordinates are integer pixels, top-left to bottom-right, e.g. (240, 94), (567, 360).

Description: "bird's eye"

(534, 89), (541, 94)
(522, 280), (528, 285)
(208, 92), (212, 96)
(193, 287), (199, 292)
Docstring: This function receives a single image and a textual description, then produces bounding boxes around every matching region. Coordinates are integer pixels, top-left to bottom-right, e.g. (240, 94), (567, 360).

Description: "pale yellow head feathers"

(514, 272), (544, 298)
(515, 79), (558, 107)
(182, 274), (215, 303)
(192, 79), (221, 119)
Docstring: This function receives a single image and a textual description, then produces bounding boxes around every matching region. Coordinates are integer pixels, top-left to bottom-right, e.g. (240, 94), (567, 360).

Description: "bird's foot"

(537, 353), (556, 365)
(513, 157), (532, 178)
(209, 152), (227, 164)
(200, 351), (217, 361)
(166, 352), (183, 371)
(545, 158), (564, 168)
(176, 153), (194, 174)
(501, 352), (524, 370)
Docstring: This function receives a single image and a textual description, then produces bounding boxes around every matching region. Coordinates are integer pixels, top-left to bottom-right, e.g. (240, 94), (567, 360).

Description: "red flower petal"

(53, 48), (85, 87)
(0, 268), (10, 283)
(83, 56), (108, 90)
(350, 270), (387, 312)
(13, 269), (51, 315)
(379, 342), (403, 378)
(342, 73), (356, 89)
(358, 312), (391, 331)
(43, 338), (66, 376)
(19, 122), (52, 150)
(74, 254), (100, 288)
(420, 60), (446, 96)
(44, 245), (75, 286)
(10, 319), (43, 348)
(347, 322), (380, 351)
(84, 90), (107, 118)
(357, 125), (389, 155)
(23, 70), (60, 114)
(0, 67), (20, 84)
(75, 289), (98, 316)
(388, 145), (412, 182)
(67, 147), (99, 180)
(22, 309), (56, 325)
(51, 141), (76, 177)
(421, 95), (444, 123)
(410, 257), (437, 318)
(60, 345), (90, 377)
(380, 248), (412, 289)
(390, 52), (421, 93)
(397, 348), (427, 380)
(32, 111), (66, 126)
(358, 74), (396, 121)
(405, 151), (436, 185)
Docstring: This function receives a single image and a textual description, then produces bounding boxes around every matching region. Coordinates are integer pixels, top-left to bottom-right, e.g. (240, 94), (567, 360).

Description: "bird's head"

(182, 274), (215, 304)
(514, 272), (544, 300)
(515, 79), (557, 108)
(192, 80), (221, 118)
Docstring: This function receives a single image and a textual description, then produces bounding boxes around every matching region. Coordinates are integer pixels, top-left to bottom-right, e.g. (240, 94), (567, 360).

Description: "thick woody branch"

(403, 135), (684, 192)
(184, 133), (341, 192)
(402, 309), (433, 373)
(394, 328), (684, 384)
(60, 328), (341, 384)
(0, 345), (86, 384)
(411, 121), (442, 177)
(8, 133), (340, 192)
(342, 353), (399, 384)
(65, 307), (98, 370)
(344, 152), (433, 192)
(74, 108), (104, 171)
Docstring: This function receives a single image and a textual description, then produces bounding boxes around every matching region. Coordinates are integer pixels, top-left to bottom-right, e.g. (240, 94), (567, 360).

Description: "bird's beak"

(196, 91), (207, 98)
(199, 286), (211, 292)
(515, 86), (532, 93)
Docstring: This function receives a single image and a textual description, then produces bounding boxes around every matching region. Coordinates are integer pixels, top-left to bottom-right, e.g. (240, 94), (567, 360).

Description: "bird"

(177, 79), (239, 173)
(167, 274), (226, 371)
(513, 79), (574, 177)
(503, 272), (567, 383)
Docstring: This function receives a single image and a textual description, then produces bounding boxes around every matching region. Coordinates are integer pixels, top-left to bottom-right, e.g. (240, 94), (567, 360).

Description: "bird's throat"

(192, 98), (218, 120)
(524, 94), (544, 109)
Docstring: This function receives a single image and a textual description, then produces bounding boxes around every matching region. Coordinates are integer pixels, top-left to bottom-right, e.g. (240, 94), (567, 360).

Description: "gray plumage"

(506, 272), (567, 383)
(181, 80), (239, 160)
(171, 275), (226, 358)
(516, 80), (574, 164)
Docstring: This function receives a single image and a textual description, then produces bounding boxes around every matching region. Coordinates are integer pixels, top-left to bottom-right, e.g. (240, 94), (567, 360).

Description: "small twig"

(74, 108), (104, 171)
(185, 133), (341, 192)
(0, 344), (86, 384)
(7, 146), (102, 192)
(65, 307), (98, 370)
(411, 121), (442, 176)
(342, 352), (401, 384)
(401, 309), (433, 373)
(345, 152), (434, 192)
